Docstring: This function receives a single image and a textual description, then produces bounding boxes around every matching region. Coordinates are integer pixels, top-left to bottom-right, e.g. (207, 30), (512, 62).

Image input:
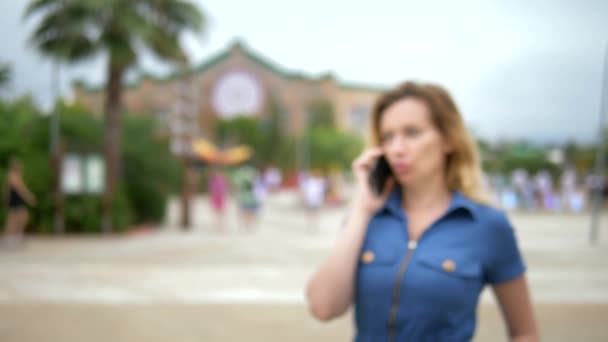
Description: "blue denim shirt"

(354, 188), (526, 342)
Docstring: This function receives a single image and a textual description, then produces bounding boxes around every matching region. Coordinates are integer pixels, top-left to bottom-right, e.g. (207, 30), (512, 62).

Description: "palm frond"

(23, 0), (61, 19)
(0, 63), (11, 89)
(25, 0), (207, 67)
(25, 0), (101, 61)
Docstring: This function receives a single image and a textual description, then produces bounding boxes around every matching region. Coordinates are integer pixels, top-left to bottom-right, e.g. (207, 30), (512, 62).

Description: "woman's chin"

(396, 174), (413, 186)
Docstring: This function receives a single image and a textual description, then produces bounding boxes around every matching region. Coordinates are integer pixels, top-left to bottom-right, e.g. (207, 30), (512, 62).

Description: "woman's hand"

(351, 147), (395, 215)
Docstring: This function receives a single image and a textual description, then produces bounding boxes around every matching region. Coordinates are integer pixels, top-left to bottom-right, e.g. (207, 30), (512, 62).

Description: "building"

(72, 40), (385, 152)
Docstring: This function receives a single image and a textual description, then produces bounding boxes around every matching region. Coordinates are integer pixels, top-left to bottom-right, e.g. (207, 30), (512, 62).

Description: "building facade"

(73, 41), (385, 151)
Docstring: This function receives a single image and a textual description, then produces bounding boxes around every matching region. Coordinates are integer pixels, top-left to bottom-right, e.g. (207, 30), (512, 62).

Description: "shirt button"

(361, 251), (375, 264)
(442, 259), (456, 273)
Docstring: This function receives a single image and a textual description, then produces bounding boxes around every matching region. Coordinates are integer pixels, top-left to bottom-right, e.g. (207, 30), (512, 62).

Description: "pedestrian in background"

(3, 158), (36, 249)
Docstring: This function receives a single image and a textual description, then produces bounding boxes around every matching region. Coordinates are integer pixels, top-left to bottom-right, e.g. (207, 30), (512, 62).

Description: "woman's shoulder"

(468, 200), (513, 232)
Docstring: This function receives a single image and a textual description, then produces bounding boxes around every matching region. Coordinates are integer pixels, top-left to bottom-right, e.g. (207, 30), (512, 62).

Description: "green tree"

(305, 127), (364, 172)
(24, 0), (206, 231)
(216, 117), (265, 152)
(0, 62), (10, 91)
(1, 97), (180, 233)
(258, 95), (288, 166)
(562, 140), (595, 175)
(122, 114), (181, 224)
(215, 96), (291, 168)
(307, 97), (336, 129)
(0, 96), (50, 232)
(302, 97), (363, 171)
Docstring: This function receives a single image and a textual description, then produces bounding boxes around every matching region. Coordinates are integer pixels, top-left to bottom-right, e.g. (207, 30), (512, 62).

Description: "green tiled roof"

(192, 49), (231, 74)
(340, 81), (388, 93)
(72, 40), (387, 94)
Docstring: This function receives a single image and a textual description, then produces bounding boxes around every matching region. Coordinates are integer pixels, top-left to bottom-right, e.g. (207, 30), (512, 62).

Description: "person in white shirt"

(264, 166), (282, 193)
(302, 170), (326, 233)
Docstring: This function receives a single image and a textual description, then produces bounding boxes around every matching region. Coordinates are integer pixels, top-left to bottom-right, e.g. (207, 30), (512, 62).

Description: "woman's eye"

(405, 128), (420, 136)
(380, 133), (393, 144)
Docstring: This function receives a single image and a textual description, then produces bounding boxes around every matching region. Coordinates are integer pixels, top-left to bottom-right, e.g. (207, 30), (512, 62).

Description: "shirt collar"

(380, 186), (477, 220)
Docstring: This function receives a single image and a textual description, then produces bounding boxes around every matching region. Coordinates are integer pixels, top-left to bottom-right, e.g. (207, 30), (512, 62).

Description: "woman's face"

(378, 97), (451, 187)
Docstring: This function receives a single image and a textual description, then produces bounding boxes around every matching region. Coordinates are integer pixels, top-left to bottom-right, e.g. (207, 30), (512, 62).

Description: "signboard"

(62, 154), (105, 194)
(85, 155), (104, 194)
(62, 155), (83, 194)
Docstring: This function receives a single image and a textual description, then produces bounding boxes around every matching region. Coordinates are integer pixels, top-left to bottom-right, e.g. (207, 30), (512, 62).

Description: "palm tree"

(24, 0), (206, 232)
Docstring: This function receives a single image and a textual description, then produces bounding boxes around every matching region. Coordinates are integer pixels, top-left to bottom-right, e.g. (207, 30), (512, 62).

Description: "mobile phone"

(368, 156), (392, 196)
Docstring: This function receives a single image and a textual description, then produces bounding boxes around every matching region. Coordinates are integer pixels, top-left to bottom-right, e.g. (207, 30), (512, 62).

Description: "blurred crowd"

(206, 164), (603, 234)
(487, 168), (600, 212)
(205, 165), (347, 233)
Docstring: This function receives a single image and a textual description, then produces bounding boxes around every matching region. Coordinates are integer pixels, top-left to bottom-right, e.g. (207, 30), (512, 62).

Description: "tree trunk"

(102, 63), (124, 234)
(52, 139), (65, 234)
(180, 157), (193, 229)
(51, 61), (64, 234)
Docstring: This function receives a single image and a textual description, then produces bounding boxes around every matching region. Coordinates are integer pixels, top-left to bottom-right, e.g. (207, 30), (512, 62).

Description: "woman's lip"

(392, 163), (409, 173)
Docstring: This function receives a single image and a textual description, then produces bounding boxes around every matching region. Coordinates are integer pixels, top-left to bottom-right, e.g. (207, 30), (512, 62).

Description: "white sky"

(1, 0), (606, 144)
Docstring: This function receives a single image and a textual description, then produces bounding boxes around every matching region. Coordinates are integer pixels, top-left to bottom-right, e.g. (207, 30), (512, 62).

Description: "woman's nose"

(387, 136), (408, 156)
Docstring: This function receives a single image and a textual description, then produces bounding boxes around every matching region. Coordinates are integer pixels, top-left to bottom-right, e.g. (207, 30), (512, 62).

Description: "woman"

(302, 169), (327, 233)
(3, 158), (36, 248)
(232, 163), (260, 231)
(306, 82), (538, 341)
(209, 168), (228, 232)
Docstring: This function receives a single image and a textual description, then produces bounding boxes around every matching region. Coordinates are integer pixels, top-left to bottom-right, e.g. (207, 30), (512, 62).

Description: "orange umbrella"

(192, 139), (253, 166)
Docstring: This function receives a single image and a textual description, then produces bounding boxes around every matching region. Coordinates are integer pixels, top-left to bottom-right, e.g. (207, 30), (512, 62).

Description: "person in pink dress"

(209, 169), (228, 232)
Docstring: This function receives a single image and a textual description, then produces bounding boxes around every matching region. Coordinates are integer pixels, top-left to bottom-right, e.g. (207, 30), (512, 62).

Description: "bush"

(0, 97), (179, 233)
(122, 115), (180, 224)
(304, 127), (364, 172)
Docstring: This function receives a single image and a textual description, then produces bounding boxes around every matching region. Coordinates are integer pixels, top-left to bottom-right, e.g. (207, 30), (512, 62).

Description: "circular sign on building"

(211, 70), (264, 118)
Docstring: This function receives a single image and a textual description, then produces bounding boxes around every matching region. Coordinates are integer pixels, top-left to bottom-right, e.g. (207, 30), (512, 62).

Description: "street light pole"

(176, 68), (196, 230)
(590, 43), (608, 245)
(51, 60), (64, 234)
(304, 108), (310, 172)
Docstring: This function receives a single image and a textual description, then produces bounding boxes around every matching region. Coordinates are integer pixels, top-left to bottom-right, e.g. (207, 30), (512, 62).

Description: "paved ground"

(1, 191), (607, 341)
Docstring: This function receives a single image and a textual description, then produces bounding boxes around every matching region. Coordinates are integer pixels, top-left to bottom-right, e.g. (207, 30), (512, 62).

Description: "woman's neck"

(401, 175), (451, 212)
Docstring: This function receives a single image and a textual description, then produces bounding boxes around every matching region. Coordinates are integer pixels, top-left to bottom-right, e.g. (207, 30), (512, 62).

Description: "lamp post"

(50, 60), (64, 234)
(590, 43), (608, 245)
(173, 69), (198, 230)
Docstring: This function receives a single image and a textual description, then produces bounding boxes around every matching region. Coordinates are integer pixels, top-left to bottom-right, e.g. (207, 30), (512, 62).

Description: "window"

(350, 104), (370, 131)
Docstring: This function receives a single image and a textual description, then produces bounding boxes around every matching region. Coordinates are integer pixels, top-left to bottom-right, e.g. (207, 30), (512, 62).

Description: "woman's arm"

(305, 205), (373, 321)
(492, 275), (539, 342)
(306, 148), (394, 322)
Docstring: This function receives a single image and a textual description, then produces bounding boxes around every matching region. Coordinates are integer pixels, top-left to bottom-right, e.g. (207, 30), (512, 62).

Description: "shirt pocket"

(414, 254), (484, 306)
(359, 242), (400, 267)
(357, 242), (401, 302)
(416, 253), (483, 280)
